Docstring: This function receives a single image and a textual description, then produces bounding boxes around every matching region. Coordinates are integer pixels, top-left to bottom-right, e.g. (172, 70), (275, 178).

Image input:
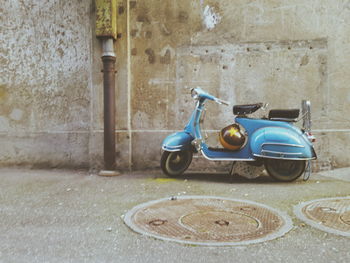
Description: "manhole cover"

(294, 197), (350, 237)
(124, 196), (293, 246)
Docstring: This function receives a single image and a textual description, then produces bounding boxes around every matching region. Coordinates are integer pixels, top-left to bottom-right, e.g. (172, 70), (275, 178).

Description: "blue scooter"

(161, 88), (317, 182)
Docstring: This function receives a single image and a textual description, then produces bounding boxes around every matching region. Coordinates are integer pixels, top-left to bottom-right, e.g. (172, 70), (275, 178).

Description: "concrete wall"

(0, 0), (93, 168)
(121, 0), (350, 171)
(1, 0), (350, 171)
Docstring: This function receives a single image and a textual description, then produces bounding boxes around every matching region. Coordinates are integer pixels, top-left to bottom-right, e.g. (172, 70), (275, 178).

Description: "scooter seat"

(268, 109), (300, 122)
(233, 103), (263, 115)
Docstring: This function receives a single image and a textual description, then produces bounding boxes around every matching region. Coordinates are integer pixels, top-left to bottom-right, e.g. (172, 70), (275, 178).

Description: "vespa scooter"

(160, 88), (317, 182)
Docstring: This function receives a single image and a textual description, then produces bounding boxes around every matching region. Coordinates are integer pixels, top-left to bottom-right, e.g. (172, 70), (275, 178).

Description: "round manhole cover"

(294, 197), (350, 237)
(124, 196), (293, 246)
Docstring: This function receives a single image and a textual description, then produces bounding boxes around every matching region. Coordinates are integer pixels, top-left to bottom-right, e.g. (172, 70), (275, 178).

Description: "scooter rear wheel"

(161, 150), (193, 177)
(264, 159), (306, 182)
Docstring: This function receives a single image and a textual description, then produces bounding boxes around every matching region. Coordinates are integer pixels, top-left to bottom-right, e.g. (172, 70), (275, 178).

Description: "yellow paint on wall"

(95, 0), (117, 39)
(0, 85), (7, 100)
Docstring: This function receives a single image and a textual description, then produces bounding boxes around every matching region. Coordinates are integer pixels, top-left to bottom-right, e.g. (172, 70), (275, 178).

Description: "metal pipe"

(102, 38), (115, 57)
(102, 38), (116, 171)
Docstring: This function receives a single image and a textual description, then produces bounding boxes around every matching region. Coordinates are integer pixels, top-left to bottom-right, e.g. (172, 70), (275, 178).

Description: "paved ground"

(0, 167), (349, 263)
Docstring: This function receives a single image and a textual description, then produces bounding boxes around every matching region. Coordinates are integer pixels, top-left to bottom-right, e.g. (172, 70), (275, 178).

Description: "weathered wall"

(1, 0), (350, 171)
(0, 0), (93, 168)
(121, 0), (350, 171)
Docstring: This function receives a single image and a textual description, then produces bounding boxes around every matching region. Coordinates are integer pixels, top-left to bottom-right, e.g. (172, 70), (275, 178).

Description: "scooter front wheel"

(264, 159), (306, 182)
(160, 150), (193, 177)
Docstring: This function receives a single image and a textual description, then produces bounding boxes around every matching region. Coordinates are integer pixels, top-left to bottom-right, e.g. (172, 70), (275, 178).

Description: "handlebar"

(191, 87), (230, 106)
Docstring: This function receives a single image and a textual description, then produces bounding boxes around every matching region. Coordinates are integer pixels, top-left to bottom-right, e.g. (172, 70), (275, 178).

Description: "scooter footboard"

(250, 127), (317, 160)
(161, 132), (194, 152)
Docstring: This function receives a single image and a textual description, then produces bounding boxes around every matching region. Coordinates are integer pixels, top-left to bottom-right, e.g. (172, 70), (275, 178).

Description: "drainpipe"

(95, 0), (120, 176)
(101, 39), (118, 174)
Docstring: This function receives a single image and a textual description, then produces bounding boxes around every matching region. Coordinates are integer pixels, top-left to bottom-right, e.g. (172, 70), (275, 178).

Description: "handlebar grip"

(220, 100), (230, 106)
(215, 98), (230, 106)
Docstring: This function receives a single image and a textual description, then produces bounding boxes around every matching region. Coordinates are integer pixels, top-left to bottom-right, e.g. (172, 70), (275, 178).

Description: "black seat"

(268, 109), (300, 122)
(233, 103), (263, 115)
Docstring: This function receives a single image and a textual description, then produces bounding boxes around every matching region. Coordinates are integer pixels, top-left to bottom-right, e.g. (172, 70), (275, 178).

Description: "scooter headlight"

(191, 88), (199, 100)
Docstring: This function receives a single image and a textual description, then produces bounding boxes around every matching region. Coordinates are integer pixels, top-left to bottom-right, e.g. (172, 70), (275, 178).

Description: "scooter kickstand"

(303, 160), (311, 181)
(229, 162), (236, 176)
(228, 162), (236, 183)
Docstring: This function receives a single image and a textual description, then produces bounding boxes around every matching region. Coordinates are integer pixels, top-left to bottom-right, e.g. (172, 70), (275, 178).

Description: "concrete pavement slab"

(317, 167), (350, 182)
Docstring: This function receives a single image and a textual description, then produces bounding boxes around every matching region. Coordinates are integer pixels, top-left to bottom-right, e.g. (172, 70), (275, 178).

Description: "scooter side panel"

(250, 127), (317, 160)
(161, 132), (194, 152)
(200, 144), (255, 160)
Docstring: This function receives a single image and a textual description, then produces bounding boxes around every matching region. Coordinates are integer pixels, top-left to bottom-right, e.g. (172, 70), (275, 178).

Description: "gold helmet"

(219, 124), (246, 151)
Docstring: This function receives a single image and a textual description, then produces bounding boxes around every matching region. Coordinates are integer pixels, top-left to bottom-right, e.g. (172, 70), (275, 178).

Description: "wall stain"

(300, 55), (309, 66)
(130, 1), (137, 9)
(118, 6), (125, 15)
(145, 31), (152, 39)
(131, 48), (137, 56)
(178, 11), (189, 23)
(57, 47), (64, 58)
(0, 85), (8, 100)
(130, 29), (138, 37)
(145, 48), (156, 64)
(160, 49), (171, 64)
(137, 14), (150, 24)
(160, 24), (172, 36)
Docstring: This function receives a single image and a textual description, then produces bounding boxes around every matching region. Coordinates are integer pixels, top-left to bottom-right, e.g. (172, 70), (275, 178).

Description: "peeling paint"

(203, 5), (221, 30)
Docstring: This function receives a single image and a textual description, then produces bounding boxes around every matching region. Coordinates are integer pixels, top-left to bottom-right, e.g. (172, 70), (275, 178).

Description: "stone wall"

(1, 0), (350, 171)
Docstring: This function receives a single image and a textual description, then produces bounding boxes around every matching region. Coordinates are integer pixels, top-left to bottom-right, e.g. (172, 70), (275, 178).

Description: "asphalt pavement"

(0, 166), (349, 263)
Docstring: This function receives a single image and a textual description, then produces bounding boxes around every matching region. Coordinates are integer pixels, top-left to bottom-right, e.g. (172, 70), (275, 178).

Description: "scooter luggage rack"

(302, 100), (313, 181)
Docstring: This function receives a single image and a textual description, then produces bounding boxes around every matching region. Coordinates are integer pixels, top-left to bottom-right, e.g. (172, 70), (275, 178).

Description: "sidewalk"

(0, 167), (349, 263)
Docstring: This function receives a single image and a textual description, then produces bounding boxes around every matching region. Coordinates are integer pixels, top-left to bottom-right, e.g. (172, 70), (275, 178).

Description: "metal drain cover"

(294, 197), (350, 237)
(124, 196), (293, 246)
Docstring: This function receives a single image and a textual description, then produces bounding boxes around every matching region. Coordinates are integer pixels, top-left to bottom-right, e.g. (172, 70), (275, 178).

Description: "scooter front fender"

(250, 127), (317, 160)
(161, 132), (194, 152)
